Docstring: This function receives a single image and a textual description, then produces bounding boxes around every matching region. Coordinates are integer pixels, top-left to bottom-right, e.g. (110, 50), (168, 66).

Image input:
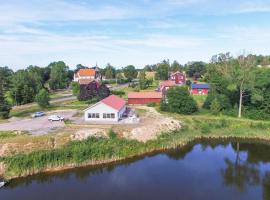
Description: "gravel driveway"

(0, 110), (77, 135)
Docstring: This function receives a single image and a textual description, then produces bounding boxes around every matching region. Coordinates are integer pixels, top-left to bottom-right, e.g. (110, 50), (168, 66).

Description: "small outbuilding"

(191, 83), (209, 95)
(128, 92), (162, 105)
(84, 95), (126, 122)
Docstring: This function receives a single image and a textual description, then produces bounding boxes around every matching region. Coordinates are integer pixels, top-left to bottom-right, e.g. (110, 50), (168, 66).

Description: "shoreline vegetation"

(1, 112), (270, 181)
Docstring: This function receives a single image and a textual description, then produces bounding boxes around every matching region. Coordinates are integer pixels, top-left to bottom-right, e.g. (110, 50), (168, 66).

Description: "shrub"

(35, 89), (50, 108)
(165, 86), (198, 114)
(108, 129), (117, 139)
(71, 82), (80, 96)
(147, 102), (156, 107)
(210, 98), (221, 114)
(200, 123), (211, 134)
(111, 90), (126, 97)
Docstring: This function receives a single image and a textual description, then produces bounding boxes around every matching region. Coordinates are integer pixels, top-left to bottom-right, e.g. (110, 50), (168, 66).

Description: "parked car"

(31, 111), (45, 118)
(48, 115), (64, 122)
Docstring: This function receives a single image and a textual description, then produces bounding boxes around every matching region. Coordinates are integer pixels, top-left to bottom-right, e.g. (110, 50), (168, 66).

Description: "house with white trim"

(84, 95), (126, 122)
(74, 68), (101, 82)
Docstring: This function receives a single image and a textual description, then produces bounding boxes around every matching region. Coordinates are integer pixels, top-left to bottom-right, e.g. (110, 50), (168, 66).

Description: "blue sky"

(1, 0), (270, 69)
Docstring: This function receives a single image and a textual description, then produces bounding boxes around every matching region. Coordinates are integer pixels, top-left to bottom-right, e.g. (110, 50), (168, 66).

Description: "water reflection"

(1, 140), (270, 200)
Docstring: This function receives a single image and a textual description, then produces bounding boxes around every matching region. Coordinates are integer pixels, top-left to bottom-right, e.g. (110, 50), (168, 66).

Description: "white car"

(48, 115), (64, 122)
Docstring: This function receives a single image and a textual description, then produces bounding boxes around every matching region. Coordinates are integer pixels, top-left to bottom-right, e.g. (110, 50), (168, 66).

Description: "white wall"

(84, 102), (126, 122)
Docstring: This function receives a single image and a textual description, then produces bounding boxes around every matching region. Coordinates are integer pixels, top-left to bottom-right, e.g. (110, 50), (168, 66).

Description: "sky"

(1, 0), (270, 70)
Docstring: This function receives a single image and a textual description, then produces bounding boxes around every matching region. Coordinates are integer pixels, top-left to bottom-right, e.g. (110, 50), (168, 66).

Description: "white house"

(84, 95), (127, 122)
(74, 68), (101, 82)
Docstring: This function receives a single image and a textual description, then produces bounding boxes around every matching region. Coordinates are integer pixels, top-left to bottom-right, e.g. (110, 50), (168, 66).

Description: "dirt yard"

(117, 106), (181, 142)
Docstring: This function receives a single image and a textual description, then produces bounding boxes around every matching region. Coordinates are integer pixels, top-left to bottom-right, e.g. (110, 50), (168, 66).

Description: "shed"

(128, 92), (162, 104)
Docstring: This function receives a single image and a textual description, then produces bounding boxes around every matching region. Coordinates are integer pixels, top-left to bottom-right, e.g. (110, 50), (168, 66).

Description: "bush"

(210, 98), (221, 114)
(111, 90), (126, 97)
(200, 123), (211, 133)
(165, 86), (198, 114)
(35, 89), (50, 108)
(108, 129), (117, 139)
(71, 82), (80, 96)
(204, 93), (231, 112)
(147, 102), (156, 107)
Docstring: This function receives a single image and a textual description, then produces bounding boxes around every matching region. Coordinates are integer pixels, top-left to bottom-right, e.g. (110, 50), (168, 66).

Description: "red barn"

(191, 84), (209, 95)
(128, 92), (162, 104)
(170, 71), (186, 84)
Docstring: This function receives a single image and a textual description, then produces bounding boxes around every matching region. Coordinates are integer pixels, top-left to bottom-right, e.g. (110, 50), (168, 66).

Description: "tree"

(104, 63), (116, 79)
(185, 61), (206, 79)
(170, 60), (182, 72)
(164, 86), (198, 114)
(116, 73), (125, 84)
(123, 65), (138, 82)
(71, 82), (80, 96)
(35, 89), (50, 108)
(78, 81), (109, 101)
(48, 61), (69, 90)
(139, 71), (148, 89)
(10, 70), (36, 105)
(0, 67), (12, 118)
(210, 98), (221, 114)
(155, 60), (170, 80)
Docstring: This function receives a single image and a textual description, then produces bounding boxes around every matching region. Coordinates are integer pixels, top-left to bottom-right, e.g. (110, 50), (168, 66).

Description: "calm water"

(1, 140), (270, 200)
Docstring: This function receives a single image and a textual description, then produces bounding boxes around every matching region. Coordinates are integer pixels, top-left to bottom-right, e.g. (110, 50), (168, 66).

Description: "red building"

(159, 80), (176, 95)
(128, 92), (162, 104)
(191, 84), (209, 95)
(169, 71), (186, 85)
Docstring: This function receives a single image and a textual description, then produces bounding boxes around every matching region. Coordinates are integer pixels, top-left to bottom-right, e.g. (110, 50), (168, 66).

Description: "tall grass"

(2, 115), (270, 179)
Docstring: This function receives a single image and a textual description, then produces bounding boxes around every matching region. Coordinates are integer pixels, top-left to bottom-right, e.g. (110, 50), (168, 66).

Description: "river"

(1, 140), (270, 200)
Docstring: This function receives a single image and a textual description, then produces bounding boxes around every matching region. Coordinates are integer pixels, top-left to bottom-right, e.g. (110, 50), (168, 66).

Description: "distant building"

(74, 68), (102, 82)
(191, 84), (209, 95)
(84, 95), (126, 122)
(128, 92), (162, 104)
(169, 71), (186, 85)
(159, 80), (176, 96)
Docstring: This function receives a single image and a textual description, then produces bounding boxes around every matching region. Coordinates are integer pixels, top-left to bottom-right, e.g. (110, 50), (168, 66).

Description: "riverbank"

(1, 112), (270, 181)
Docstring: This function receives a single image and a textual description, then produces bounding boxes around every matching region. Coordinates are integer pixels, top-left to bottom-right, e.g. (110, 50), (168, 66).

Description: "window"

(88, 113), (100, 118)
(103, 113), (115, 119)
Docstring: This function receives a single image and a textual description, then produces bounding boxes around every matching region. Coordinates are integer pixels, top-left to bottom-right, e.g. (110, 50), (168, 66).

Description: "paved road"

(0, 110), (77, 135)
(12, 84), (128, 111)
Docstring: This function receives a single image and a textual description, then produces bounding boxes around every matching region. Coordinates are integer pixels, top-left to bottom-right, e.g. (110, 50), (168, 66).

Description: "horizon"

(1, 0), (270, 70)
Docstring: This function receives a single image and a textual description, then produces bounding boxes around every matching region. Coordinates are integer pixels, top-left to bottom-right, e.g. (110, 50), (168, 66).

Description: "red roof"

(160, 80), (176, 87)
(78, 79), (100, 86)
(128, 92), (162, 99)
(77, 68), (96, 76)
(101, 95), (126, 111)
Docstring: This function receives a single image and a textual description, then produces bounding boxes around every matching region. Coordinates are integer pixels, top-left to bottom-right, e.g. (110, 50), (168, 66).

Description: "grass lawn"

(10, 100), (89, 118)
(113, 80), (159, 100)
(192, 95), (207, 108)
(49, 90), (72, 99)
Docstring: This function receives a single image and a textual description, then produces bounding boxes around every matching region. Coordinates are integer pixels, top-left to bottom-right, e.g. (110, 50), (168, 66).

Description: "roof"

(191, 83), (209, 89)
(101, 95), (126, 111)
(78, 79), (100, 86)
(77, 68), (96, 77)
(128, 92), (162, 99)
(171, 71), (184, 76)
(160, 80), (176, 87)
